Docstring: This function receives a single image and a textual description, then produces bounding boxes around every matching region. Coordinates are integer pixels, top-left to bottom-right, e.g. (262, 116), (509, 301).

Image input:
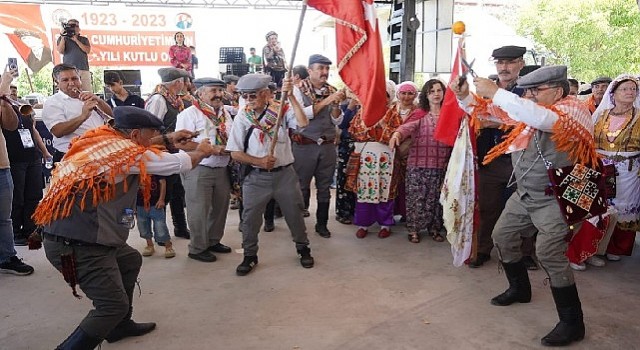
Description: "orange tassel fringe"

(33, 126), (162, 227)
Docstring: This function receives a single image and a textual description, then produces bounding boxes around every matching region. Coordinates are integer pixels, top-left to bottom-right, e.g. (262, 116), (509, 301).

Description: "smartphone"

(7, 58), (18, 77)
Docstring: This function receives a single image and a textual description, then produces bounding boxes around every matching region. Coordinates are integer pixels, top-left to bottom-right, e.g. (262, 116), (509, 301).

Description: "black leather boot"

(315, 202), (331, 238)
(104, 319), (156, 343)
(491, 260), (532, 306)
(56, 327), (102, 350)
(170, 201), (190, 239)
(297, 246), (315, 268)
(541, 284), (585, 347)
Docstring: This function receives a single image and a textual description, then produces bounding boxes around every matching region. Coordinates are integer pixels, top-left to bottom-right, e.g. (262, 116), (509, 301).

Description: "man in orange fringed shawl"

(452, 66), (597, 347)
(33, 106), (215, 349)
(583, 76), (612, 114)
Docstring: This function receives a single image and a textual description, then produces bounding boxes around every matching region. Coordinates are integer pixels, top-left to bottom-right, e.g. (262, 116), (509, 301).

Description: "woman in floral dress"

(389, 79), (452, 243)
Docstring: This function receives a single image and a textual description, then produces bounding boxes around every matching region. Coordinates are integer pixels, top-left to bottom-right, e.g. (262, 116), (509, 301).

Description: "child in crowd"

(137, 175), (175, 258)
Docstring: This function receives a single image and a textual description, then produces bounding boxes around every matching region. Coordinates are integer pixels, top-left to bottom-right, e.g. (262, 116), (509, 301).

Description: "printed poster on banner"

(0, 3), (196, 68)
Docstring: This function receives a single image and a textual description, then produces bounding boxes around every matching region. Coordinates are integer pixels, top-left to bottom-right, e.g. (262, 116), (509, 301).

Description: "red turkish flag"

(434, 39), (468, 146)
(0, 3), (52, 73)
(307, 0), (387, 127)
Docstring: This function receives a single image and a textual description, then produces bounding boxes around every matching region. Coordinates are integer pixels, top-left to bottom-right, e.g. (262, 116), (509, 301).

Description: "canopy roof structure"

(6, 0), (393, 9)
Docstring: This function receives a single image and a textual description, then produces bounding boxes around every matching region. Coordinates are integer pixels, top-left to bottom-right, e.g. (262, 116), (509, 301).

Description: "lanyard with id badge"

(17, 115), (35, 149)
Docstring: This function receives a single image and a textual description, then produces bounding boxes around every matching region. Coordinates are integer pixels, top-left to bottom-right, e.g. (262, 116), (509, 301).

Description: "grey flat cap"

(591, 76), (612, 85)
(223, 74), (240, 84)
(236, 74), (272, 92)
(517, 65), (567, 89)
(491, 45), (526, 60)
(309, 54), (332, 66)
(114, 106), (165, 131)
(158, 67), (190, 83)
(193, 77), (226, 89)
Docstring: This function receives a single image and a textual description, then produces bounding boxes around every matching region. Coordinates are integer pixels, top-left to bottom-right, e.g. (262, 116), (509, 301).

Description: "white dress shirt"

(176, 105), (231, 168)
(42, 91), (106, 153)
(458, 89), (560, 132)
(226, 104), (298, 168)
(292, 85), (344, 125)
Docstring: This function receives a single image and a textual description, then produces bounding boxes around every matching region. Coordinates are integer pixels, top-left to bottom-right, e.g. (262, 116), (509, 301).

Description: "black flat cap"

(193, 77), (226, 89)
(223, 75), (240, 84)
(158, 67), (190, 83)
(516, 65), (567, 89)
(591, 76), (612, 85)
(491, 46), (526, 60)
(236, 74), (272, 92)
(519, 65), (541, 77)
(309, 54), (332, 66)
(114, 106), (165, 131)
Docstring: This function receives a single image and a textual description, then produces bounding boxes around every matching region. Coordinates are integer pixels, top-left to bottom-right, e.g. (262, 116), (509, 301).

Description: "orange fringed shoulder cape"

(469, 94), (599, 167)
(33, 125), (163, 226)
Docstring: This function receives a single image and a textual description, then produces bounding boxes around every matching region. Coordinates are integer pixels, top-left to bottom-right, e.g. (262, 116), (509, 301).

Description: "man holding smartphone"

(56, 19), (92, 92)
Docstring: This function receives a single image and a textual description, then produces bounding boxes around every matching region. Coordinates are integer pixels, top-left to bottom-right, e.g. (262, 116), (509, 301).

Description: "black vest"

(153, 94), (180, 133)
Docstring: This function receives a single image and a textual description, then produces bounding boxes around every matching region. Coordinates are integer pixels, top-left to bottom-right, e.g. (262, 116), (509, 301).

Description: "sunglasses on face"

(525, 85), (558, 96)
(241, 92), (258, 100)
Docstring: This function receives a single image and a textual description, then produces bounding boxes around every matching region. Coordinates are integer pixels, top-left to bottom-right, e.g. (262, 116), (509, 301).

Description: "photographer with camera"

(56, 19), (92, 92)
(262, 31), (287, 88)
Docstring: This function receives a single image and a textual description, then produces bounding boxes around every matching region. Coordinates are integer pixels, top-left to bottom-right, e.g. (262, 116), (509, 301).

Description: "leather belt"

(44, 233), (101, 246)
(292, 134), (334, 145)
(256, 164), (292, 173)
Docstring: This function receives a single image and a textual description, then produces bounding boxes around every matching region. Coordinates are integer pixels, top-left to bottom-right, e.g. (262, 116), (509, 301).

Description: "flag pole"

(24, 68), (34, 93)
(269, 0), (308, 156)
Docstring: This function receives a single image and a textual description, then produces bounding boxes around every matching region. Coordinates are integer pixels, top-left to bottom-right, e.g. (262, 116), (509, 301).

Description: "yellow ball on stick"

(452, 21), (466, 35)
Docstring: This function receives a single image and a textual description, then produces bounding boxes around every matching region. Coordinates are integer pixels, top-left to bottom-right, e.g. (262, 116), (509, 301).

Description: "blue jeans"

(0, 169), (17, 263)
(136, 206), (170, 244)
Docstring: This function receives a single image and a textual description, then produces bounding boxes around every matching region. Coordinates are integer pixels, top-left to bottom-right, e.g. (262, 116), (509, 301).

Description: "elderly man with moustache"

(227, 74), (313, 276)
(470, 46), (537, 269)
(291, 54), (345, 238)
(176, 77), (233, 262)
(583, 76), (612, 114)
(35, 106), (215, 348)
(452, 65), (594, 347)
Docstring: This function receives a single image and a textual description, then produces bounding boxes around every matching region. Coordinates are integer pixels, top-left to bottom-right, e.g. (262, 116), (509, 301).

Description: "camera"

(61, 21), (76, 37)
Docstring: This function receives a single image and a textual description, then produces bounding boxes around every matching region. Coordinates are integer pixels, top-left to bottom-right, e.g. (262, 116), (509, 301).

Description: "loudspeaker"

(104, 69), (142, 86)
(219, 47), (246, 64)
(103, 69), (142, 100)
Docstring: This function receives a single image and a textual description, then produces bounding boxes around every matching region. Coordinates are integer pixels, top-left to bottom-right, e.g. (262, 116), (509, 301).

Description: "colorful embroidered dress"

(594, 108), (640, 231)
(349, 102), (403, 204)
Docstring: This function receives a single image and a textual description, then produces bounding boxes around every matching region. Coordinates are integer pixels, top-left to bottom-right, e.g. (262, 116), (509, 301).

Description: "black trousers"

(10, 160), (43, 236)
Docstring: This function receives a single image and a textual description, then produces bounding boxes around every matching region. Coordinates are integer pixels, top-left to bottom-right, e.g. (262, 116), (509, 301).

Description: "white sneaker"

(570, 262), (586, 271)
(606, 253), (621, 261)
(586, 256), (606, 267)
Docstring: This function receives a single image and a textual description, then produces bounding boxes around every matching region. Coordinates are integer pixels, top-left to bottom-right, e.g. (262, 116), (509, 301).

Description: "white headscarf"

(592, 74), (640, 123)
(386, 80), (397, 106)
